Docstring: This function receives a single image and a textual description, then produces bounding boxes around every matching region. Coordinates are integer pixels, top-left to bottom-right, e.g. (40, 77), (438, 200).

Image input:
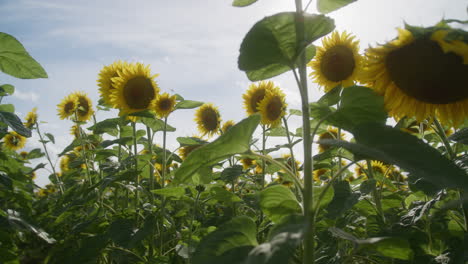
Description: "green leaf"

(0, 111), (31, 137)
(174, 114), (260, 185)
(329, 227), (413, 260)
(220, 165), (243, 182)
(44, 133), (55, 144)
(0, 32), (47, 79)
(317, 85), (342, 106)
(232, 0), (258, 7)
(107, 218), (134, 248)
(317, 0), (357, 14)
(238, 12), (334, 81)
(193, 216), (258, 264)
(449, 127), (468, 145)
(88, 117), (124, 136)
(210, 186), (242, 203)
(266, 126), (290, 137)
(246, 215), (304, 264)
(0, 84), (14, 96)
(326, 181), (359, 219)
(0, 104), (14, 112)
(141, 117), (176, 132)
(328, 86), (387, 131)
(175, 100), (204, 110)
(313, 185), (335, 211)
(260, 185), (302, 223)
(152, 187), (186, 198)
(319, 123), (468, 192)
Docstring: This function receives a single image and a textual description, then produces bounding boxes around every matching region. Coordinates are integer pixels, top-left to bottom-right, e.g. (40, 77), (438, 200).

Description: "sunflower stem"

(293, 0), (315, 262)
(132, 122), (140, 225)
(366, 159), (385, 223)
(160, 116), (169, 255)
(433, 118), (456, 160)
(35, 122), (64, 194)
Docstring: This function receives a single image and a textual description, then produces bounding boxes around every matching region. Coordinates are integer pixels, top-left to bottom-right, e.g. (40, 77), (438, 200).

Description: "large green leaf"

(174, 114), (260, 184)
(193, 216), (258, 264)
(328, 86), (387, 132)
(0, 84), (14, 96)
(0, 104), (14, 113)
(0, 32), (47, 79)
(326, 181), (359, 219)
(152, 187), (186, 198)
(232, 0), (258, 7)
(210, 186), (242, 203)
(238, 12), (334, 81)
(0, 111), (31, 137)
(175, 100), (204, 110)
(319, 123), (468, 192)
(260, 185), (302, 223)
(317, 0), (357, 14)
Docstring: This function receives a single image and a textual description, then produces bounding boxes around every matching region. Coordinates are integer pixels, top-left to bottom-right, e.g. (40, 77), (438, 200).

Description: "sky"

(1, 0), (466, 187)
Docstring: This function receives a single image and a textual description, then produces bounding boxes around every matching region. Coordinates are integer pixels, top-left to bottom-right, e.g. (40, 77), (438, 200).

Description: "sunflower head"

(57, 94), (79, 120)
(20, 151), (29, 159)
(369, 160), (387, 175)
(152, 92), (177, 118)
(70, 125), (81, 138)
(221, 120), (236, 133)
(308, 31), (363, 92)
(243, 81), (275, 115)
(60, 155), (70, 172)
(72, 92), (94, 122)
(313, 168), (329, 182)
(3, 131), (27, 151)
(362, 25), (468, 127)
(240, 158), (256, 170)
(97, 61), (128, 106)
(258, 86), (287, 127)
(110, 62), (160, 117)
(317, 127), (345, 153)
(194, 103), (221, 137)
(24, 107), (38, 129)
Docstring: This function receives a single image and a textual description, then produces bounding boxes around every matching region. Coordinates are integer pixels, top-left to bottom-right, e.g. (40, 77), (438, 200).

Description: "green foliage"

(0, 32), (48, 79)
(0, 111), (31, 137)
(232, 0), (258, 7)
(260, 185), (302, 223)
(317, 0), (357, 14)
(238, 12), (334, 81)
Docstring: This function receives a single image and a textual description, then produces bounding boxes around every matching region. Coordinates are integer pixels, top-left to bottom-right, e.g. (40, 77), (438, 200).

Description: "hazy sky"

(1, 0), (466, 187)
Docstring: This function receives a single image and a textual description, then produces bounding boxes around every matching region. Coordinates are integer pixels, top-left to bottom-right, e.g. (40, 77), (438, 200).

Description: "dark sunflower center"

(386, 38), (468, 104)
(372, 166), (384, 174)
(320, 45), (356, 82)
(250, 89), (266, 112)
(64, 102), (75, 114)
(201, 108), (218, 131)
(266, 96), (283, 121)
(158, 98), (172, 111)
(77, 97), (90, 116)
(123, 76), (155, 109)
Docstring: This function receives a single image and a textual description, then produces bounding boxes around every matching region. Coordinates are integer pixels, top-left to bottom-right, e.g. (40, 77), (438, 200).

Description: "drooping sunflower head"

(313, 168), (329, 182)
(152, 92), (177, 118)
(20, 151), (29, 159)
(3, 131), (27, 151)
(71, 92), (94, 122)
(282, 154), (301, 173)
(308, 31), (363, 92)
(24, 107), (38, 129)
(221, 120), (236, 133)
(178, 144), (201, 160)
(258, 87), (287, 127)
(362, 25), (468, 127)
(110, 62), (160, 117)
(57, 94), (79, 120)
(194, 103), (221, 137)
(242, 81), (275, 115)
(97, 60), (128, 106)
(317, 127), (345, 153)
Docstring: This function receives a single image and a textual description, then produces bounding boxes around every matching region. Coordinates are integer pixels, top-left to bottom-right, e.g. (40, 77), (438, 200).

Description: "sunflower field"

(1, 0), (468, 263)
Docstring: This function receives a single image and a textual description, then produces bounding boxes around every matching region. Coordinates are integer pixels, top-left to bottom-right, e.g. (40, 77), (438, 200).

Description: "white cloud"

(12, 88), (39, 102)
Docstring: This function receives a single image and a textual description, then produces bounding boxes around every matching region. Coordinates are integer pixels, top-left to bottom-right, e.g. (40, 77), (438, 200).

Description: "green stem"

(366, 160), (385, 223)
(293, 0), (314, 262)
(188, 188), (202, 264)
(433, 118), (455, 159)
(35, 122), (64, 194)
(132, 122), (140, 225)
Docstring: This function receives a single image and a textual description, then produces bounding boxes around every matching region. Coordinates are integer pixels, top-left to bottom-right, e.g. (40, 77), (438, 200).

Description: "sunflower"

(282, 154), (301, 174)
(70, 125), (81, 138)
(152, 92), (176, 118)
(242, 81), (275, 115)
(317, 127), (345, 153)
(57, 94), (79, 120)
(240, 158), (256, 170)
(71, 92), (94, 122)
(20, 151), (29, 159)
(110, 62), (159, 117)
(221, 120), (236, 133)
(257, 86), (287, 127)
(24, 107), (38, 129)
(308, 31), (363, 92)
(3, 132), (27, 151)
(362, 26), (468, 127)
(354, 162), (366, 178)
(60, 155), (70, 172)
(194, 103), (221, 137)
(313, 168), (329, 182)
(369, 160), (388, 175)
(97, 60), (128, 106)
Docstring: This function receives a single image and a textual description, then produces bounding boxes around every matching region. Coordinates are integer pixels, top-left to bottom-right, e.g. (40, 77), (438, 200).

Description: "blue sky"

(1, 0), (466, 187)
